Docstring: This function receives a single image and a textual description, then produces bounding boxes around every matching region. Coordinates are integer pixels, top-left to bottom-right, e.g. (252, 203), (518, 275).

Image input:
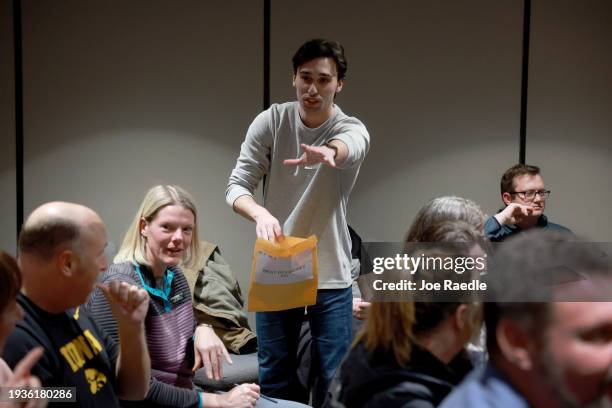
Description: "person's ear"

(56, 249), (76, 278)
(454, 304), (477, 342)
(336, 79), (344, 93)
(454, 304), (468, 331)
(496, 319), (534, 370)
(292, 74), (297, 88)
(140, 217), (148, 238)
(502, 192), (513, 206)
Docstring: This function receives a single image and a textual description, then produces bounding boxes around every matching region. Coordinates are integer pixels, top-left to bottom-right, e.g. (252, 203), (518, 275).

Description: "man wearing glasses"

(485, 164), (572, 242)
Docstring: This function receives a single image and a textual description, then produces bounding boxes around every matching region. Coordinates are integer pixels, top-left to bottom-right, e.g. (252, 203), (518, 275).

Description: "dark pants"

(256, 287), (353, 407)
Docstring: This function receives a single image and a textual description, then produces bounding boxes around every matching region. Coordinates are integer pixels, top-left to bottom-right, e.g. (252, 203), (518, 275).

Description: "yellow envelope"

(248, 235), (318, 312)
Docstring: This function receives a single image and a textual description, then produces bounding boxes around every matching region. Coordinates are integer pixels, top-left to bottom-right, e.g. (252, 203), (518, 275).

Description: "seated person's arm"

(98, 281), (150, 400)
(201, 383), (260, 408)
(493, 203), (534, 226)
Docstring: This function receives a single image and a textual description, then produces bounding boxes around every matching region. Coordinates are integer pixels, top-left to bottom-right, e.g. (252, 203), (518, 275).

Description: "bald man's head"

(19, 202), (103, 260)
(18, 202), (108, 311)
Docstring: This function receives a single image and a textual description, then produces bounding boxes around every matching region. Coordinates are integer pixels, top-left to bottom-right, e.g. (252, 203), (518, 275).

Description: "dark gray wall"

(528, 0), (612, 239)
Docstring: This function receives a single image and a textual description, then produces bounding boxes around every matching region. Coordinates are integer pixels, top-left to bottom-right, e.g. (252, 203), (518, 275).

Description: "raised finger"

(105, 280), (122, 300)
(117, 282), (130, 305)
(127, 286), (147, 310)
(25, 375), (42, 389)
(12, 347), (44, 379)
(108, 279), (121, 292)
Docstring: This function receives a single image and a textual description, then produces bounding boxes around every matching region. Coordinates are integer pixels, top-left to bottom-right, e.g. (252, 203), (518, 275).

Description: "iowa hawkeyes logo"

(84, 368), (107, 394)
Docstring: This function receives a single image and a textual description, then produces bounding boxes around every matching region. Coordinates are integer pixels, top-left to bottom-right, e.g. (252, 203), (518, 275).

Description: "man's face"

(538, 301), (612, 407)
(293, 57), (343, 120)
(505, 174), (547, 217)
(73, 221), (108, 305)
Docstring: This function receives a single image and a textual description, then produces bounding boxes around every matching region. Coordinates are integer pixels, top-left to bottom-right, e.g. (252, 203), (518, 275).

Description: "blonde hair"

(355, 301), (415, 366)
(115, 185), (200, 270)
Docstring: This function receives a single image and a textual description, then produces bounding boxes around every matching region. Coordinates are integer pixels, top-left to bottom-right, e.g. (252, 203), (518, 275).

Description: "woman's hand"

(192, 325), (232, 380)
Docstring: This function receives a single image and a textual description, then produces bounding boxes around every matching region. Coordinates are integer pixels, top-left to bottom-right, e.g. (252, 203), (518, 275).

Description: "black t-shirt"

(3, 294), (120, 407)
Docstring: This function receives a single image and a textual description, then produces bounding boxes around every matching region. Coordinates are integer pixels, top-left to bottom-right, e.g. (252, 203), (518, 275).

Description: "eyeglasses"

(509, 190), (551, 201)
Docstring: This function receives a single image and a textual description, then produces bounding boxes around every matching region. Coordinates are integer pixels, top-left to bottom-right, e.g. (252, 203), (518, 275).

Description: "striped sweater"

(86, 262), (199, 408)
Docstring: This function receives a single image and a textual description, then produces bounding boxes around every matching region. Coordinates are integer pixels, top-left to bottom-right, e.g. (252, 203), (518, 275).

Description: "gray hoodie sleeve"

(328, 118), (370, 170)
(226, 108), (274, 207)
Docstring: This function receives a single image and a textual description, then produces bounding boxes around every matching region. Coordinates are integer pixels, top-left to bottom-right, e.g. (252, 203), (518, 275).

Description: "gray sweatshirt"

(226, 102), (370, 288)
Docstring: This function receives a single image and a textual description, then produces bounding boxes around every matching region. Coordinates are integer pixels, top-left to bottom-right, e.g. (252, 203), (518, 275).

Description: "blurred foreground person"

(0, 251), (46, 408)
(441, 230), (612, 408)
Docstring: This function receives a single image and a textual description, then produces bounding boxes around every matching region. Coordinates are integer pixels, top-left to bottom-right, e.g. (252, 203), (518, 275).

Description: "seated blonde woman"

(83, 186), (258, 407)
(329, 221), (485, 408)
(86, 185), (310, 408)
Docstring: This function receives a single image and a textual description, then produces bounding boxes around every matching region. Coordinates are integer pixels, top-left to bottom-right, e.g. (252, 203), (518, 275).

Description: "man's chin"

(301, 103), (322, 112)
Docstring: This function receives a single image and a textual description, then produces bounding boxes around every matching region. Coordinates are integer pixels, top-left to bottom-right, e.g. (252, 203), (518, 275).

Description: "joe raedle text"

(373, 279), (487, 292)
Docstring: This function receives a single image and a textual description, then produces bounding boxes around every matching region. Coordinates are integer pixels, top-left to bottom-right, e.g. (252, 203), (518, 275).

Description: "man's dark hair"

(292, 39), (347, 80)
(484, 230), (611, 353)
(0, 250), (22, 312)
(500, 164), (540, 195)
(18, 217), (81, 260)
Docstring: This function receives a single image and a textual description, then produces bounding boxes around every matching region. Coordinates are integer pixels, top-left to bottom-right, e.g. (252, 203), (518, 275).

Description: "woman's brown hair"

(0, 251), (22, 311)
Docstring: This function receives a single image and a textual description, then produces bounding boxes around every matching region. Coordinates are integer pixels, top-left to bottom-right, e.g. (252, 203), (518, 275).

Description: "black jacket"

(329, 341), (472, 408)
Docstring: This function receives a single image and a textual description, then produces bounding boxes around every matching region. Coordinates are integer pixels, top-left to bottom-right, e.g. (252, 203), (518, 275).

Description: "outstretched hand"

(283, 143), (336, 168)
(98, 281), (149, 327)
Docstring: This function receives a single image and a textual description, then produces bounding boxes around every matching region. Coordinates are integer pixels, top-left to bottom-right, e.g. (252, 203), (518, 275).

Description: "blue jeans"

(256, 287), (353, 407)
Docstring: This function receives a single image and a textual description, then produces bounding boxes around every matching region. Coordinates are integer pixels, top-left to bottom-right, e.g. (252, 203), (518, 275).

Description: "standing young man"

(226, 39), (370, 406)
